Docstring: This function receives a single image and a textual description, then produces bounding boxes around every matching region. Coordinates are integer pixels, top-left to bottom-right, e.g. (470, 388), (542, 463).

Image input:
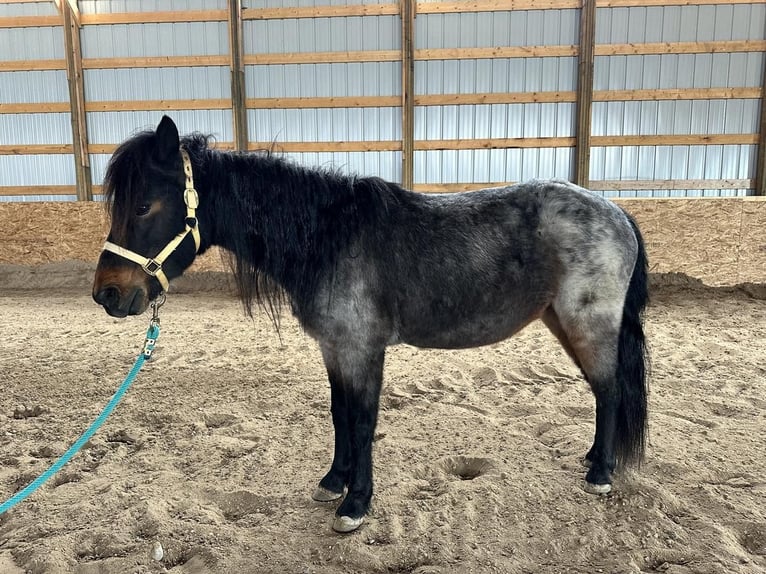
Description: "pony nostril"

(94, 285), (120, 307)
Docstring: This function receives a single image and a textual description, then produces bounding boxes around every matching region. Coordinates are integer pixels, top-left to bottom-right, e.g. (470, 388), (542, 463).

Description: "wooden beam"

(81, 55), (228, 69)
(595, 40), (766, 56)
(61, 0), (91, 201)
(756, 52), (766, 196)
(417, 0), (579, 13)
(0, 59), (66, 71)
(590, 179), (753, 191)
(416, 45), (578, 60)
(243, 4), (399, 19)
(0, 185), (77, 197)
(419, 91), (578, 105)
(415, 137), (576, 150)
(0, 144), (73, 155)
(594, 87), (762, 101)
(0, 15), (61, 28)
(246, 96), (401, 109)
(79, 10), (227, 25)
(247, 141), (402, 152)
(401, 0), (415, 190)
(0, 102), (71, 114)
(592, 134), (759, 146)
(244, 51), (400, 65)
(228, 0), (248, 151)
(84, 99), (231, 112)
(575, 0), (596, 187)
(596, 0), (766, 7)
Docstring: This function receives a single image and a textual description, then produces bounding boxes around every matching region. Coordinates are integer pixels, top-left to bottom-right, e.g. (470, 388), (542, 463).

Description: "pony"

(93, 116), (649, 533)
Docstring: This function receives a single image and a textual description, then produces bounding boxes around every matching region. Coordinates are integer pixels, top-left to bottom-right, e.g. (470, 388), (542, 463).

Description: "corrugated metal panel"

(88, 110), (233, 183)
(80, 22), (228, 58)
(0, 1), (59, 17)
(0, 154), (76, 187)
(84, 67), (230, 101)
(414, 9), (578, 185)
(592, 4), (762, 197)
(243, 10), (400, 181)
(281, 151), (401, 182)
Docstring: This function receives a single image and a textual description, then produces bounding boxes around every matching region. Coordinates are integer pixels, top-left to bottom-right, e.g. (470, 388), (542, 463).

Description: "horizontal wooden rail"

(413, 178), (755, 193)
(592, 134), (759, 146)
(0, 144), (73, 155)
(80, 10), (227, 25)
(0, 186), (79, 197)
(81, 55), (228, 69)
(595, 40), (766, 56)
(244, 51), (400, 65)
(417, 46), (579, 60)
(596, 0), (766, 6)
(9, 41), (764, 74)
(593, 87), (762, 101)
(0, 178), (753, 197)
(243, 4), (399, 19)
(0, 15), (61, 28)
(246, 96), (400, 109)
(4, 88), (761, 116)
(1, 133), (759, 156)
(589, 178), (753, 190)
(418, 0), (579, 13)
(1, 59), (65, 71)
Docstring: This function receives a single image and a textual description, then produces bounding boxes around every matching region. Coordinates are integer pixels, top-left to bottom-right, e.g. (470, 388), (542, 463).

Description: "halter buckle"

(142, 259), (162, 276)
(184, 188), (199, 209)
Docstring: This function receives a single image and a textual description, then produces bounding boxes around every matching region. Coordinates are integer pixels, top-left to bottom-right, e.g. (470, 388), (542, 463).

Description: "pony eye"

(136, 204), (151, 216)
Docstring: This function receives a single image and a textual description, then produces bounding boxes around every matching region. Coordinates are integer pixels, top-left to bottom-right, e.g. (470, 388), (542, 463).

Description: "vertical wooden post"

(228, 0), (248, 151)
(400, 0), (415, 190)
(755, 54), (766, 196)
(61, 0), (92, 200)
(574, 0), (596, 188)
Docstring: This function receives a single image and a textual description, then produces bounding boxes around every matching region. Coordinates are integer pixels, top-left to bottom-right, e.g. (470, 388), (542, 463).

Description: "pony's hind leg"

(544, 305), (622, 494)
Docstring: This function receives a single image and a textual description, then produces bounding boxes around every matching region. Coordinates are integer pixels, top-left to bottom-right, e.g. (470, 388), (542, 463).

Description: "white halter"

(102, 147), (200, 292)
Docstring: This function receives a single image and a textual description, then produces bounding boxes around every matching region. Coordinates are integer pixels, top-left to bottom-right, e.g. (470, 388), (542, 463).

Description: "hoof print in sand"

(439, 456), (497, 481)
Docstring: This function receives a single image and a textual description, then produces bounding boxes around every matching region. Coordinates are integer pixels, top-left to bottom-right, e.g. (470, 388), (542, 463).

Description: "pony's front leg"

(317, 344), (385, 533)
(312, 368), (350, 502)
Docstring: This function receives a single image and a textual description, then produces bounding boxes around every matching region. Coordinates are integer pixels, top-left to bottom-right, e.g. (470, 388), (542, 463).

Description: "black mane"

(180, 135), (406, 320)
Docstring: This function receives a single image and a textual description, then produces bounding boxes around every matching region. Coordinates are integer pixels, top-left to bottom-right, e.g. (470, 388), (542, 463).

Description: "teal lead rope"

(0, 295), (165, 515)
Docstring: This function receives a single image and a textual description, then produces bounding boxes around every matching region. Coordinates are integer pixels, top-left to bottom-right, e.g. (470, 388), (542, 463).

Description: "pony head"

(93, 116), (200, 317)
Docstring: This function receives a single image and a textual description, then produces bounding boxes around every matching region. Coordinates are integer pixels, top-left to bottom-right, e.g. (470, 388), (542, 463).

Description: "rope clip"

(143, 293), (166, 359)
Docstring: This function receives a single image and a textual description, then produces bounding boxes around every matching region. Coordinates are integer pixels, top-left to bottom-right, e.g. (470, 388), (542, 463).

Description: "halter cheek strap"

(102, 147), (200, 292)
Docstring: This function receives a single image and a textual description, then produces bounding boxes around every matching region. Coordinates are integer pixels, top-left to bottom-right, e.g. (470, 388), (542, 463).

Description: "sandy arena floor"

(0, 267), (764, 574)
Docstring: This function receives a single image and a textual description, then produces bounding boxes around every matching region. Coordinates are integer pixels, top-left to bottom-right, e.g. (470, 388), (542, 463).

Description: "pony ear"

(155, 115), (180, 162)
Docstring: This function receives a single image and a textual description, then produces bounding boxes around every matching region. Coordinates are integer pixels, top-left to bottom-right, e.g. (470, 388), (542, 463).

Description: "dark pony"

(94, 116), (649, 533)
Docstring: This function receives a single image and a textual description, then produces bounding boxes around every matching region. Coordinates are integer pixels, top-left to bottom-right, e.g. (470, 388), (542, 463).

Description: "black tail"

(615, 212), (649, 467)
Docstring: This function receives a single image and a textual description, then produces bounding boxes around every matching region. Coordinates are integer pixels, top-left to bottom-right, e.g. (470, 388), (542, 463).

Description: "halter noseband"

(102, 147), (201, 292)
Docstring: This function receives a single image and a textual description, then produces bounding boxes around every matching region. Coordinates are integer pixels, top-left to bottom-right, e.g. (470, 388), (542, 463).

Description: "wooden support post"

(228, 0), (248, 151)
(400, 0), (415, 190)
(574, 0), (596, 188)
(755, 54), (766, 196)
(61, 0), (91, 201)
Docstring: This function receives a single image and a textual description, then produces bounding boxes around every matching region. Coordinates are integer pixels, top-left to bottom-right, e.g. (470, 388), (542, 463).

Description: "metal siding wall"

(414, 9), (579, 186)
(244, 12), (401, 179)
(593, 4), (764, 197)
(78, 1), (231, 188)
(0, 3), (71, 201)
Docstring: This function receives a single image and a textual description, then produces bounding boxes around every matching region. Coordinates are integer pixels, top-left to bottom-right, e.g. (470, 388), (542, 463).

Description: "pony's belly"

(397, 308), (541, 350)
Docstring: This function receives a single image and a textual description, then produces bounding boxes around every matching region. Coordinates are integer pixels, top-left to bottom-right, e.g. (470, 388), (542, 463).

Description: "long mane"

(179, 135), (405, 321)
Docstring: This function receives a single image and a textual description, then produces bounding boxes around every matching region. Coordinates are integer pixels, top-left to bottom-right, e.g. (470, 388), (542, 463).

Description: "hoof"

(584, 481), (612, 495)
(312, 486), (343, 502)
(333, 514), (364, 533)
